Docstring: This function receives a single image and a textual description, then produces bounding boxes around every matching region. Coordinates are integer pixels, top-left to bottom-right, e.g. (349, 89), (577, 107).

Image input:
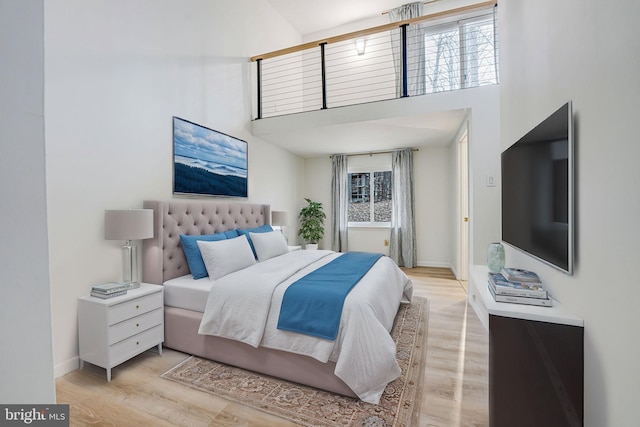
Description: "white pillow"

(197, 236), (256, 280)
(250, 231), (289, 262)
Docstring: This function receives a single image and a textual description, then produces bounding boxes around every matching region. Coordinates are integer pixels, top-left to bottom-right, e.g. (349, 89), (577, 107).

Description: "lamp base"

(122, 240), (142, 288)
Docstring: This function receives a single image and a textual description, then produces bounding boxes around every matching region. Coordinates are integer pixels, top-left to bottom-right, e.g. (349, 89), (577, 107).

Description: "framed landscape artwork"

(173, 116), (248, 198)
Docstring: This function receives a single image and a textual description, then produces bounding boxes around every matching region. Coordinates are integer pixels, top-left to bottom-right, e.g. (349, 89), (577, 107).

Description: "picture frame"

(172, 116), (248, 198)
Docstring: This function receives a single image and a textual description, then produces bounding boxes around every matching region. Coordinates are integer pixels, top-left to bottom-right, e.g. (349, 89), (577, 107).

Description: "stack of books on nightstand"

(488, 268), (552, 307)
(91, 282), (128, 299)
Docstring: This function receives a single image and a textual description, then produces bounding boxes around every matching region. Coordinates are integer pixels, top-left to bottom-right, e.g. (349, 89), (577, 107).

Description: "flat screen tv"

(173, 116), (248, 198)
(501, 101), (574, 274)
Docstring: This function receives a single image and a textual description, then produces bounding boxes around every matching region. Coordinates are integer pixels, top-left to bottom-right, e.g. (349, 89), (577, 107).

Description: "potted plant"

(298, 198), (326, 250)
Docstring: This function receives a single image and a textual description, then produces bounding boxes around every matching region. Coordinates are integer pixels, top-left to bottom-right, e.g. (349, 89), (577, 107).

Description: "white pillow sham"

(250, 230), (289, 262)
(197, 236), (256, 280)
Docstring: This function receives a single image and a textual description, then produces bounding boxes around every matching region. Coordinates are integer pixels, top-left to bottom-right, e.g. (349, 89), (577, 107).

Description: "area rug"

(161, 297), (428, 427)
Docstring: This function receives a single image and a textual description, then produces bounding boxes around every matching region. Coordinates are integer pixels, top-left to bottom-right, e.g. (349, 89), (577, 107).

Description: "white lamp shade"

(104, 209), (154, 240)
(271, 211), (289, 227)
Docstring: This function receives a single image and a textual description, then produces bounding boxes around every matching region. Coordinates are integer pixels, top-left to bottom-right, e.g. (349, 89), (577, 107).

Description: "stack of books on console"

(91, 282), (128, 299)
(487, 268), (552, 307)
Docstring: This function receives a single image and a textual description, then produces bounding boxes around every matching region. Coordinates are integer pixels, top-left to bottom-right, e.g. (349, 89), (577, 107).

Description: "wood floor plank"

(56, 267), (488, 426)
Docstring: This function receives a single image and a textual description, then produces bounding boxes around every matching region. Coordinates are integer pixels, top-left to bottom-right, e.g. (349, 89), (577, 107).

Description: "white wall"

(298, 157), (332, 248)
(413, 146), (454, 267)
(0, 0), (56, 404)
(0, 0), (56, 403)
(499, 1), (640, 425)
(44, 0), (304, 377)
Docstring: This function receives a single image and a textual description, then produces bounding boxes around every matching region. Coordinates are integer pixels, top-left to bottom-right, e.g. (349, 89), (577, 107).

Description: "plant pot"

(305, 243), (318, 250)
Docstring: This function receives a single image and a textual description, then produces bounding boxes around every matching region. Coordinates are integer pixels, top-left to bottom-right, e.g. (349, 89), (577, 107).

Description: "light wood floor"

(56, 268), (489, 426)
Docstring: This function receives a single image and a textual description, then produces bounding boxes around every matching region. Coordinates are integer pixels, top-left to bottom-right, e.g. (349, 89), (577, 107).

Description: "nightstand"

(78, 283), (164, 381)
(288, 245), (302, 251)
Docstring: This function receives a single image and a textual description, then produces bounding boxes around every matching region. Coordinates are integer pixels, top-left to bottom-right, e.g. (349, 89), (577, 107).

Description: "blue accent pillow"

(237, 225), (273, 258)
(224, 229), (240, 239)
(180, 232), (228, 279)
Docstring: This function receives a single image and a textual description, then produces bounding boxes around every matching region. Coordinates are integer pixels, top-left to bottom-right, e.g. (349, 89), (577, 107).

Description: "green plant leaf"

(298, 198), (326, 243)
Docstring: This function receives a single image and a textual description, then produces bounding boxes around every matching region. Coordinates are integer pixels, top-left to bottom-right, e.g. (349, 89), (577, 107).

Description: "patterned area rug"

(161, 297), (428, 427)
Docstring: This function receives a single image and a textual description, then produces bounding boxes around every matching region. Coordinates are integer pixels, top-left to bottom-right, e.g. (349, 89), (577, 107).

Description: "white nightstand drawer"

(79, 283), (164, 381)
(108, 308), (163, 345)
(109, 324), (163, 367)
(107, 291), (163, 325)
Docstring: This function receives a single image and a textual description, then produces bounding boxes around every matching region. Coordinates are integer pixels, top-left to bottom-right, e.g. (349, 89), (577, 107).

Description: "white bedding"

(198, 249), (413, 404)
(163, 274), (211, 312)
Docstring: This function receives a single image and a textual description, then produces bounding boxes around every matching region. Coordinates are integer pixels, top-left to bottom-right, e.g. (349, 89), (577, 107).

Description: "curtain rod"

(331, 148), (419, 158)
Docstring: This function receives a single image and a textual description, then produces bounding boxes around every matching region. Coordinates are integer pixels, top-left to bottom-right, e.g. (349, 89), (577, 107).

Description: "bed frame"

(142, 199), (356, 397)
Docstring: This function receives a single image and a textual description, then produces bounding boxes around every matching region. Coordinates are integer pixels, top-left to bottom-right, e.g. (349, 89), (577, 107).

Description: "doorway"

(458, 129), (469, 281)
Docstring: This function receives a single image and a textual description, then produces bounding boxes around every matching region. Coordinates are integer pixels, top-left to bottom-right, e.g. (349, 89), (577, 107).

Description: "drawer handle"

(136, 341), (139, 345)
(136, 304), (140, 309)
(136, 323), (139, 327)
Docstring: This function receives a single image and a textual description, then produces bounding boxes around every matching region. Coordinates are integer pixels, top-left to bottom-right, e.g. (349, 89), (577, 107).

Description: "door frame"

(457, 129), (469, 281)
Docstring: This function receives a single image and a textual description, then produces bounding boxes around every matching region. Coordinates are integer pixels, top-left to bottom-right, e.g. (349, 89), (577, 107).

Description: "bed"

(142, 199), (413, 404)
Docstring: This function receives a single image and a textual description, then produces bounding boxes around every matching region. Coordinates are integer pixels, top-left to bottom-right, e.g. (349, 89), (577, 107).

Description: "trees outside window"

(424, 12), (498, 94)
(348, 171), (392, 225)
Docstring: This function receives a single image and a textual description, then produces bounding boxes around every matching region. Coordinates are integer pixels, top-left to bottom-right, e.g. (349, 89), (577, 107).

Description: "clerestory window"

(424, 10), (499, 93)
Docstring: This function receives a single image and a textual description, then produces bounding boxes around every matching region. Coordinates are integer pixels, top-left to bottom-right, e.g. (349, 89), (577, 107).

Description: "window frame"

(347, 166), (392, 228)
(459, 13), (499, 88)
(423, 21), (461, 94)
(422, 8), (498, 93)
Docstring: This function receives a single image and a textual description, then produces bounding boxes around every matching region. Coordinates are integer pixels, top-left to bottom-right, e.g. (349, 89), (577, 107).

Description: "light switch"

(486, 175), (495, 187)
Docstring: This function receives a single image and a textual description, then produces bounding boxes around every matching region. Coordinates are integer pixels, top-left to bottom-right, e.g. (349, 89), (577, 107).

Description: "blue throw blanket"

(277, 251), (384, 340)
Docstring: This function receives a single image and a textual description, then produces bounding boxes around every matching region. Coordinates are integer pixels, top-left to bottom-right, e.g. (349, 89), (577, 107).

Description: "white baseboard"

(450, 265), (460, 279)
(416, 261), (452, 269)
(54, 356), (80, 379)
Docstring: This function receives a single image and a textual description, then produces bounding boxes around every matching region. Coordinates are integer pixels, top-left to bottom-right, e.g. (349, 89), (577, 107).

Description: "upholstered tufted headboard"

(142, 200), (270, 285)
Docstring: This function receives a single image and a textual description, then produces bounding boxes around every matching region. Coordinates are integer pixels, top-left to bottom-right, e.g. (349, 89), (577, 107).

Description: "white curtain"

(389, 148), (416, 267)
(331, 154), (349, 252)
(389, 2), (425, 97)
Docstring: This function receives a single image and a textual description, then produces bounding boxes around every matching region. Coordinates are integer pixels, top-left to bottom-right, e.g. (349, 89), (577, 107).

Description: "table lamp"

(271, 210), (289, 243)
(104, 209), (154, 289)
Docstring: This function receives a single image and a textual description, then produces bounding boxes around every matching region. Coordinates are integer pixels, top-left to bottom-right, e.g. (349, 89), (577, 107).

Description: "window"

(424, 11), (498, 94)
(463, 14), (499, 87)
(424, 23), (461, 93)
(348, 170), (392, 225)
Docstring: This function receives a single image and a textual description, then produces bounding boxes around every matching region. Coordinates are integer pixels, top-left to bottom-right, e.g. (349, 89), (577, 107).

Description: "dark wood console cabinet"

(469, 266), (584, 427)
(489, 314), (584, 427)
